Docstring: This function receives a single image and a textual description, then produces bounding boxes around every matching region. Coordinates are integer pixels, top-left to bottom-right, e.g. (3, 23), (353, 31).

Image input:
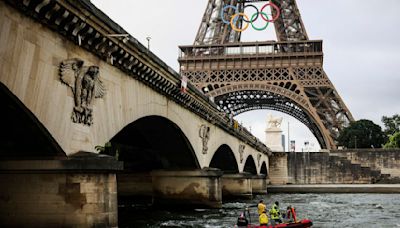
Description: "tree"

(384, 132), (400, 149)
(382, 114), (400, 136)
(337, 119), (385, 148)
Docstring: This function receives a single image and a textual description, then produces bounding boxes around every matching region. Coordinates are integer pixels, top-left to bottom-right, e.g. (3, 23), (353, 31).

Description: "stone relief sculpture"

(266, 113), (283, 129)
(59, 58), (106, 126)
(199, 124), (210, 154)
(239, 144), (245, 163)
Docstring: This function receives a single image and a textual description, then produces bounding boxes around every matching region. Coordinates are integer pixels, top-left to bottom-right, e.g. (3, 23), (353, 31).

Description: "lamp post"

(146, 36), (151, 51)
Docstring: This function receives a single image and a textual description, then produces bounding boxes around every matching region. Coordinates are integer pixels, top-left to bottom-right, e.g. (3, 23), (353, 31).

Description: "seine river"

(119, 193), (400, 227)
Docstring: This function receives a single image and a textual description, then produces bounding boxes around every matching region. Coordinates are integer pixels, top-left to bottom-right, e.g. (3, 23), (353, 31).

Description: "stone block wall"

(221, 173), (253, 199)
(0, 173), (118, 227)
(268, 153), (289, 184)
(151, 169), (223, 208)
(330, 149), (400, 178)
(280, 150), (400, 184)
(0, 157), (122, 227)
(0, 172), (118, 227)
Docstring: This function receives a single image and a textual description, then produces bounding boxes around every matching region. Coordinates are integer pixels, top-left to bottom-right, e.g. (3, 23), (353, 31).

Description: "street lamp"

(146, 36), (151, 51)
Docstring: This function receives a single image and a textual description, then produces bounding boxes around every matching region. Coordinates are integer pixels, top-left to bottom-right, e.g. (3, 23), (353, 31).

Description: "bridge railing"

(179, 40), (323, 59)
(6, 0), (271, 156)
(210, 112), (270, 154)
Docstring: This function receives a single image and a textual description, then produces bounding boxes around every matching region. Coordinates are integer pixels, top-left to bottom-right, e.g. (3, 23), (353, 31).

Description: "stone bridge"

(0, 0), (271, 226)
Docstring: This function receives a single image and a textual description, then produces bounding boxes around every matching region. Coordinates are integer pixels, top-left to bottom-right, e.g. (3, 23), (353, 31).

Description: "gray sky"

(92, 0), (400, 151)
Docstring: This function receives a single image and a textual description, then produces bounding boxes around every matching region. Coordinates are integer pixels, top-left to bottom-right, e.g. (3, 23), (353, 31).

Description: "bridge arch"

(209, 83), (332, 149)
(243, 155), (257, 175)
(260, 161), (268, 177)
(0, 83), (65, 159)
(109, 115), (200, 171)
(209, 144), (239, 173)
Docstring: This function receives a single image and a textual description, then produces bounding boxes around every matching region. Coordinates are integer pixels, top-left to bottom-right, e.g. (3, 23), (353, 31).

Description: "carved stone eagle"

(59, 58), (106, 125)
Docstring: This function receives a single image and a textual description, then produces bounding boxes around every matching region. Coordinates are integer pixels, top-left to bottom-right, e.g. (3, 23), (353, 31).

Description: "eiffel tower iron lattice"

(178, 0), (354, 149)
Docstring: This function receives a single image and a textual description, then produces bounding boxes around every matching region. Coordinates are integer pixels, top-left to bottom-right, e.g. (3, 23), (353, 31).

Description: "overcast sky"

(92, 0), (400, 151)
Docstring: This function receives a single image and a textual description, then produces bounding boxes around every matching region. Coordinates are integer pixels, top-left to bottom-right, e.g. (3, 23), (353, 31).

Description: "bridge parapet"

(3, 0), (270, 155)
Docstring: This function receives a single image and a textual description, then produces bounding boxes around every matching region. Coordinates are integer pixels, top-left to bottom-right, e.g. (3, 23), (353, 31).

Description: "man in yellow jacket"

(257, 200), (266, 215)
(269, 201), (282, 225)
(259, 210), (269, 226)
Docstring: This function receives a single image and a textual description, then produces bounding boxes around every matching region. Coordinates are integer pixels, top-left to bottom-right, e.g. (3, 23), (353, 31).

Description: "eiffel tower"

(178, 0), (354, 149)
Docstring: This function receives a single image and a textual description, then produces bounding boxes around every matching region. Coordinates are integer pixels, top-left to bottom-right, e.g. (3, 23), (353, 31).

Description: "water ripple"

(119, 193), (400, 227)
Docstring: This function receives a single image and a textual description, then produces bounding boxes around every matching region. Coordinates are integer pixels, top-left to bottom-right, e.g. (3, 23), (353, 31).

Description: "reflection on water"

(119, 193), (400, 228)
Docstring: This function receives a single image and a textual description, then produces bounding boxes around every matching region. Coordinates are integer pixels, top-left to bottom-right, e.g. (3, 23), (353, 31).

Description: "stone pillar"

(0, 153), (122, 227)
(151, 168), (223, 208)
(251, 174), (268, 195)
(265, 127), (284, 152)
(222, 173), (252, 199)
(117, 172), (152, 203)
(269, 152), (289, 185)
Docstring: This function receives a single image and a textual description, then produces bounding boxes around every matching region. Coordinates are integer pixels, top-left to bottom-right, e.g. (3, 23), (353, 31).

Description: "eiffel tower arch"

(178, 0), (354, 149)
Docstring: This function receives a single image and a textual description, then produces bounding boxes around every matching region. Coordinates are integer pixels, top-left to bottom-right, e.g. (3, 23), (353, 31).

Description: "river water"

(119, 193), (400, 228)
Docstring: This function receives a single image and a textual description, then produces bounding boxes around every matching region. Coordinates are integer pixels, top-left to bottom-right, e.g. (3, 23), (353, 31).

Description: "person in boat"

(269, 201), (282, 225)
(259, 210), (269, 226)
(258, 199), (267, 216)
(286, 205), (297, 223)
(236, 212), (248, 227)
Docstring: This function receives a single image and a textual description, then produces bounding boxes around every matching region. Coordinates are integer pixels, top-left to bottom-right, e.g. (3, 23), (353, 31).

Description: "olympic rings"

(221, 2), (280, 31)
(243, 4), (258, 23)
(260, 3), (280, 22)
(221, 5), (238, 24)
(251, 12), (269, 31)
(230, 13), (249, 32)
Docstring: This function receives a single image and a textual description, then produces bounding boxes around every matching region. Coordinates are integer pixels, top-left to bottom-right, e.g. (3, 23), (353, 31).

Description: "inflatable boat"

(236, 219), (313, 228)
(235, 206), (312, 228)
(251, 219), (313, 227)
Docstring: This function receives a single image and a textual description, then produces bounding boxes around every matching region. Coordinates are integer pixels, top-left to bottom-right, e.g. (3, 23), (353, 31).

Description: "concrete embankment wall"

(287, 152), (378, 184)
(268, 184), (400, 193)
(330, 149), (400, 178)
(269, 149), (400, 185)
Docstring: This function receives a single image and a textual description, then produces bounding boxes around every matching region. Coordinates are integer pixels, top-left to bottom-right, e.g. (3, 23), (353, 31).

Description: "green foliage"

(338, 119), (385, 148)
(95, 142), (119, 160)
(384, 132), (400, 149)
(382, 114), (400, 136)
(94, 141), (111, 153)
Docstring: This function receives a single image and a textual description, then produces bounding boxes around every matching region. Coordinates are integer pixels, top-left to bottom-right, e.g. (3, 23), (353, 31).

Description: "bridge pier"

(251, 174), (268, 195)
(0, 153), (122, 227)
(269, 153), (289, 185)
(151, 168), (223, 208)
(117, 172), (153, 203)
(222, 173), (253, 199)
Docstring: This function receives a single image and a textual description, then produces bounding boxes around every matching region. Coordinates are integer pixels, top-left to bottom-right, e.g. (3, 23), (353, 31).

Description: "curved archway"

(243, 155), (257, 175)
(260, 161), (268, 177)
(209, 144), (239, 173)
(110, 116), (199, 171)
(211, 84), (332, 149)
(0, 83), (65, 159)
(237, 110), (322, 152)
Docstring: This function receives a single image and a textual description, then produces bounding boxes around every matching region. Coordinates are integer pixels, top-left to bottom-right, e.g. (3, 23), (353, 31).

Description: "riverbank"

(267, 184), (400, 193)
